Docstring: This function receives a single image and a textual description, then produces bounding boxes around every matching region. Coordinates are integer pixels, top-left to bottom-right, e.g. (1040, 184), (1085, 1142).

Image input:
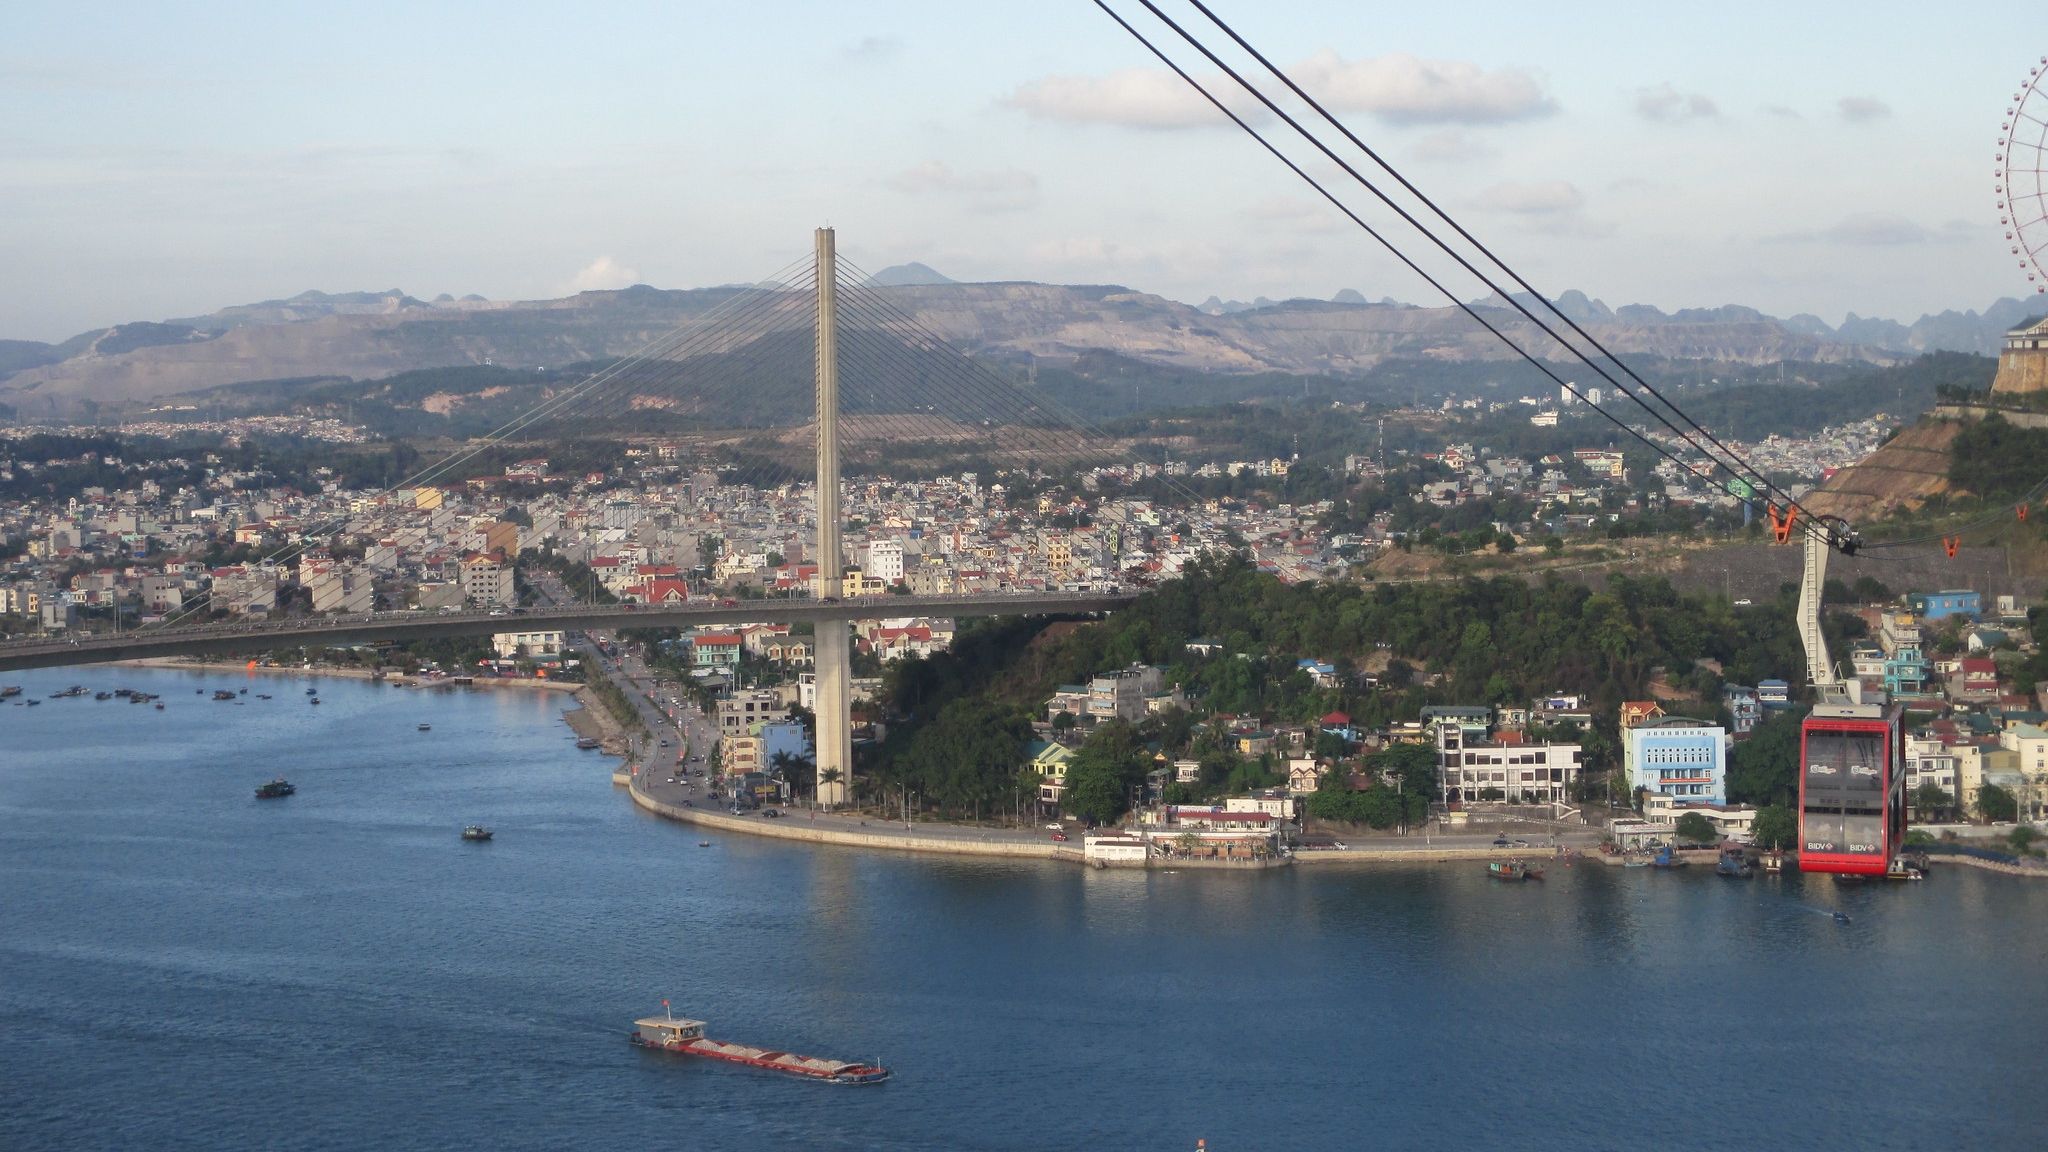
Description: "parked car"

(1046, 822), (1064, 831)
(1050, 832), (1069, 842)
(763, 809), (781, 819)
(1492, 836), (1510, 847)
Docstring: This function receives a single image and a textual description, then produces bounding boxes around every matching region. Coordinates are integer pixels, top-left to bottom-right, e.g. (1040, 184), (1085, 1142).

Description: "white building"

(461, 550), (515, 608)
(492, 630), (565, 660)
(866, 539), (904, 584)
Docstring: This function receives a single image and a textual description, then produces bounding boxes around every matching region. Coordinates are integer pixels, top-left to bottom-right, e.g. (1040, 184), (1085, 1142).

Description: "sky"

(0, 0), (2037, 341)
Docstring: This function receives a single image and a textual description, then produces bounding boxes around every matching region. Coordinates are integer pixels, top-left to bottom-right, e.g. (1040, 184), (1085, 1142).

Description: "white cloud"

(1763, 103), (1802, 119)
(1410, 129), (1495, 163)
(1005, 67), (1248, 130)
(1244, 196), (1343, 235)
(885, 161), (1039, 213)
(1293, 50), (1555, 125)
(1475, 180), (1584, 215)
(1005, 51), (1553, 130)
(566, 256), (640, 293)
(1634, 83), (1718, 122)
(1838, 96), (1892, 123)
(1768, 214), (1963, 246)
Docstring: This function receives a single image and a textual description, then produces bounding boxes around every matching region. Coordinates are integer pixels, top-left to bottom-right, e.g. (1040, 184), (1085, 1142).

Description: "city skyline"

(1, 1), (2033, 340)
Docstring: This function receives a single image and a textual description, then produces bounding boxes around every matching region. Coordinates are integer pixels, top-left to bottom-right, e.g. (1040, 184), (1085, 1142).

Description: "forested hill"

(867, 556), (1825, 818)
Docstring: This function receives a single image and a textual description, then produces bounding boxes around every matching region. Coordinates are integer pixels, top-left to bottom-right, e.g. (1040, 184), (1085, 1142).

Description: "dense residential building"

(492, 630), (565, 659)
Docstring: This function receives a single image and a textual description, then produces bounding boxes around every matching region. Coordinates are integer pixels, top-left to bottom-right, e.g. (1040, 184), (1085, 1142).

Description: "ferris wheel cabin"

(1798, 703), (1906, 876)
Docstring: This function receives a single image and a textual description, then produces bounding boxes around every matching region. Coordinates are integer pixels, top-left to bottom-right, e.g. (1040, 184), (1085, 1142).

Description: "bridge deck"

(0, 592), (1136, 673)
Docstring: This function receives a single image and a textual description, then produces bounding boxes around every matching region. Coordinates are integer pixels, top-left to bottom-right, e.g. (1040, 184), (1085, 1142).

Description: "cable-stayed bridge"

(0, 229), (1156, 806)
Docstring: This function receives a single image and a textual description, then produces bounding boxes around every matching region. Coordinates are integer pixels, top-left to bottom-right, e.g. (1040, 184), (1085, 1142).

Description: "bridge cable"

(1094, 0), (1834, 548)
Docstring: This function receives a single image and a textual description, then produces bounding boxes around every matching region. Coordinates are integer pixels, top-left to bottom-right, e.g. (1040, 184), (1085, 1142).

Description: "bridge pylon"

(812, 227), (851, 809)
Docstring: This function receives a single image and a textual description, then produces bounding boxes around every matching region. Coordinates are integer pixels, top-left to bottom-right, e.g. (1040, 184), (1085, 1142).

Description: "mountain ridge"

(2, 274), (2040, 418)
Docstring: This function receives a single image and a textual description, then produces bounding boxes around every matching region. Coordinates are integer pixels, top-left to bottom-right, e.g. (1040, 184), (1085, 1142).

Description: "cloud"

(1634, 83), (1718, 122)
(885, 161), (1039, 213)
(1410, 129), (1496, 163)
(1006, 67), (1244, 129)
(1767, 214), (1965, 246)
(1004, 51), (1554, 130)
(1292, 50), (1555, 125)
(1475, 180), (1584, 215)
(1244, 196), (1343, 235)
(1472, 180), (1612, 236)
(566, 256), (640, 293)
(1763, 103), (1802, 119)
(843, 36), (900, 63)
(1837, 96), (1891, 123)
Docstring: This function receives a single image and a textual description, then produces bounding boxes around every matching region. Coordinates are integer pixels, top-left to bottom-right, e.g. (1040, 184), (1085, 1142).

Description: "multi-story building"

(692, 633), (742, 670)
(716, 689), (785, 743)
(308, 564), (375, 615)
(1087, 665), (1166, 724)
(866, 540), (904, 584)
(1434, 722), (1582, 805)
(460, 550), (515, 608)
(1626, 718), (1728, 805)
(492, 630), (565, 660)
(1909, 590), (1982, 621)
(210, 566), (279, 616)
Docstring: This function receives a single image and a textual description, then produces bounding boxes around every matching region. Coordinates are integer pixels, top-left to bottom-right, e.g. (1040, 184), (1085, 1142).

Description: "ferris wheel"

(2001, 55), (2048, 294)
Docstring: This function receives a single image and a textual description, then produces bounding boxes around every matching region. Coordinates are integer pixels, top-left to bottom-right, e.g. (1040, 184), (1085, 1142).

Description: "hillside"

(1802, 420), (1961, 522)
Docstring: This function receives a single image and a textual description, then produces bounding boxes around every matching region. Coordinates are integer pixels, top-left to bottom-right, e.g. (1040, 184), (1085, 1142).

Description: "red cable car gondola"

(1798, 703), (1905, 876)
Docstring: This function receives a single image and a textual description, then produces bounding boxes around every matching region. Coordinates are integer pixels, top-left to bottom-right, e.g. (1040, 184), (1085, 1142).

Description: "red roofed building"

(691, 633), (742, 670)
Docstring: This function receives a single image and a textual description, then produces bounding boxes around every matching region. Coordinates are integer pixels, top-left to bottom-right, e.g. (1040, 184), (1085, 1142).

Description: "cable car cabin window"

(1804, 730), (1886, 856)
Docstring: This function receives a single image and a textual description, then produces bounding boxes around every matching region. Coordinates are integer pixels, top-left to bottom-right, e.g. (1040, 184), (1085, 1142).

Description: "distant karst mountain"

(0, 270), (2036, 418)
(862, 262), (956, 287)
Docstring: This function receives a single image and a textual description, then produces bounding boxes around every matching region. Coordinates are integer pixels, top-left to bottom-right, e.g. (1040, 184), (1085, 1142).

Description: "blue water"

(3, 666), (2044, 1151)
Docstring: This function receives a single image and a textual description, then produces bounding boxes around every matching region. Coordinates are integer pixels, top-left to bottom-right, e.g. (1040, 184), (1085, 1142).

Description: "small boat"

(1716, 847), (1753, 877)
(1761, 850), (1785, 873)
(257, 694), (271, 700)
(0, 686), (20, 698)
(93, 691), (112, 701)
(154, 703), (164, 710)
(461, 825), (493, 841)
(212, 690), (237, 701)
(1650, 846), (1688, 869)
(1488, 860), (1530, 880)
(305, 688), (317, 695)
(698, 840), (712, 848)
(255, 778), (296, 799)
(27, 699), (41, 706)
(576, 737), (602, 750)
(1833, 911), (1852, 924)
(239, 688), (248, 695)
(309, 698), (320, 706)
(418, 723), (432, 732)
(631, 1013), (888, 1084)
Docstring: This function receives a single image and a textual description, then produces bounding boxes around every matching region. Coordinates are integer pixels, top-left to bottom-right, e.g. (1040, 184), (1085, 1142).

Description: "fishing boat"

(212, 690), (237, 701)
(461, 825), (493, 841)
(631, 1012), (888, 1084)
(1650, 846), (1688, 869)
(93, 691), (112, 701)
(255, 778), (296, 799)
(575, 737), (602, 750)
(305, 688), (318, 695)
(309, 697), (320, 706)
(1716, 846), (1754, 878)
(1488, 860), (1530, 880)
(698, 840), (712, 848)
(0, 686), (20, 698)
(418, 723), (432, 732)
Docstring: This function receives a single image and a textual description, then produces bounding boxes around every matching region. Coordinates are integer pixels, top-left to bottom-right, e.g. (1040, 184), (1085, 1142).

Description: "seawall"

(624, 777), (1065, 861)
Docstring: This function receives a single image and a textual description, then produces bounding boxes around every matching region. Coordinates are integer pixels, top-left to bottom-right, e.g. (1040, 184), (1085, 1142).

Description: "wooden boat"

(461, 825), (493, 841)
(1488, 860), (1530, 880)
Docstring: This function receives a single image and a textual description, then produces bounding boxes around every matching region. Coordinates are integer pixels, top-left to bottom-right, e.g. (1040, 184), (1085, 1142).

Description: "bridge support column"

(813, 227), (851, 809)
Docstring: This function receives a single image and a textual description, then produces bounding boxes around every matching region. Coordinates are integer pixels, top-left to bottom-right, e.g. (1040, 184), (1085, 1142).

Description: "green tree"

(1979, 783), (2019, 823)
(2010, 825), (2041, 855)
(1727, 708), (1806, 806)
(1675, 811), (1719, 845)
(1060, 721), (1149, 826)
(1912, 781), (1953, 821)
(1751, 803), (1796, 851)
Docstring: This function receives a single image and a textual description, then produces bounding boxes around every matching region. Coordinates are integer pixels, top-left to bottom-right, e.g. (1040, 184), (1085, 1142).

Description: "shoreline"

(109, 656), (580, 692)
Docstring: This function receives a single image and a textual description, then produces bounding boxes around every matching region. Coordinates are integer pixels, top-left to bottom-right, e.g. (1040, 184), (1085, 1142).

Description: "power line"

(1091, 0), (1833, 548)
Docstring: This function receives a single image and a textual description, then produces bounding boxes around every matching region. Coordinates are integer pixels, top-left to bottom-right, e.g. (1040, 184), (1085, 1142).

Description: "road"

(0, 590), (1135, 673)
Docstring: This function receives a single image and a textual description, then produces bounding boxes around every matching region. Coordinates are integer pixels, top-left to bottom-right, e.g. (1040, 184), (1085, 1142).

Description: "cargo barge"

(630, 1012), (889, 1084)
